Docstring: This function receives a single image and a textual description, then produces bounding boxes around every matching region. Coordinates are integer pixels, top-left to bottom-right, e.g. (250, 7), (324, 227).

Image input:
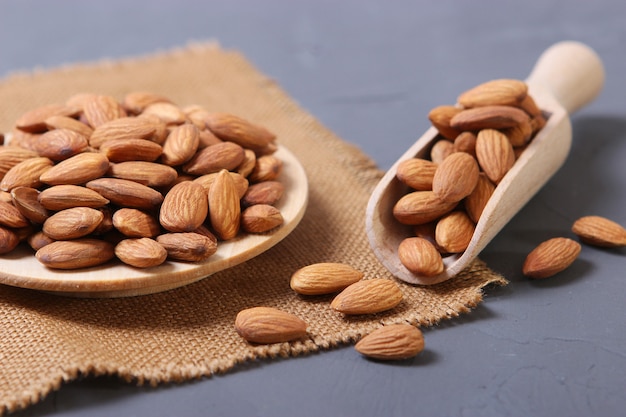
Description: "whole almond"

(248, 155), (283, 182)
(395, 158), (437, 191)
(82, 94), (125, 128)
(355, 324), (425, 360)
(331, 278), (403, 315)
(398, 237), (444, 276)
(0, 157), (54, 191)
(241, 180), (285, 208)
(435, 210), (475, 253)
(10, 186), (49, 224)
(114, 238), (168, 268)
(15, 104), (78, 133)
(571, 215), (626, 247)
(141, 102), (187, 125)
(427, 105), (462, 140)
(108, 161), (178, 188)
(89, 116), (161, 148)
(392, 191), (457, 225)
(501, 119), (533, 147)
(457, 79), (528, 108)
(33, 128), (88, 161)
(42, 207), (104, 240)
(523, 237), (581, 279)
(122, 91), (172, 114)
(35, 238), (115, 269)
(450, 105), (530, 131)
(160, 123), (200, 166)
(236, 149), (257, 177)
(0, 147), (38, 180)
(160, 181), (208, 232)
(0, 226), (20, 254)
(290, 262), (364, 295)
(452, 131), (477, 157)
(429, 139), (454, 164)
(464, 173), (495, 223)
(112, 208), (161, 238)
(193, 171), (249, 199)
(208, 169), (240, 240)
(235, 306), (307, 344)
(27, 230), (55, 251)
(99, 138), (163, 162)
(475, 129), (516, 184)
(205, 113), (276, 152)
(432, 151), (479, 203)
(38, 184), (110, 210)
(44, 115), (94, 138)
(86, 178), (164, 210)
(156, 232), (218, 262)
(40, 152), (110, 186)
(0, 200), (31, 228)
(182, 141), (245, 175)
(241, 204), (284, 233)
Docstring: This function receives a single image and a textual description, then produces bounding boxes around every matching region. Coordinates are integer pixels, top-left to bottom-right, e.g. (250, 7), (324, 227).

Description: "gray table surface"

(2, 1), (625, 416)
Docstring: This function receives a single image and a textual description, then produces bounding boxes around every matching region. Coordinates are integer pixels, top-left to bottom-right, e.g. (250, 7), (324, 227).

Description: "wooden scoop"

(366, 41), (605, 285)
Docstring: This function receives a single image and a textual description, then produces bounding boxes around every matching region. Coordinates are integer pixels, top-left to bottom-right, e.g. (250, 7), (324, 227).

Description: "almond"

(395, 158), (437, 191)
(182, 141), (245, 175)
(205, 113), (276, 152)
(450, 105), (531, 131)
(108, 161), (178, 188)
(27, 230), (55, 251)
(112, 208), (161, 238)
(331, 278), (403, 315)
(241, 204), (284, 233)
(40, 152), (110, 186)
(0, 147), (38, 180)
(290, 262), (364, 295)
(452, 131), (477, 157)
(9, 128), (41, 151)
(15, 104), (78, 133)
(10, 186), (49, 224)
(457, 79), (528, 108)
(160, 123), (200, 166)
(141, 102), (187, 125)
(193, 171), (249, 199)
(571, 215), (626, 247)
(0, 200), (31, 228)
(208, 169), (240, 240)
(464, 173), (495, 223)
(248, 154), (283, 182)
(523, 237), (581, 279)
(397, 237), (444, 276)
(35, 238), (115, 269)
(156, 232), (218, 262)
(501, 118), (533, 147)
(435, 210), (475, 253)
(99, 138), (163, 162)
(122, 91), (172, 114)
(86, 178), (164, 210)
(89, 116), (161, 148)
(355, 324), (425, 361)
(432, 151), (479, 203)
(0, 226), (20, 254)
(44, 115), (94, 138)
(82, 94), (125, 128)
(241, 180), (284, 208)
(160, 181), (208, 232)
(38, 184), (110, 210)
(234, 306), (307, 344)
(392, 191), (457, 225)
(114, 238), (167, 268)
(236, 149), (257, 177)
(475, 129), (516, 184)
(33, 128), (89, 161)
(429, 139), (454, 164)
(42, 207), (104, 240)
(0, 157), (54, 191)
(427, 105), (462, 140)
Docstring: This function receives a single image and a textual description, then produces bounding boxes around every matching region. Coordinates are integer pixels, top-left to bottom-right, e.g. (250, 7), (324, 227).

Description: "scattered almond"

(523, 237), (581, 279)
(290, 262), (364, 295)
(355, 324), (425, 360)
(572, 215), (626, 247)
(331, 278), (403, 315)
(235, 306), (307, 344)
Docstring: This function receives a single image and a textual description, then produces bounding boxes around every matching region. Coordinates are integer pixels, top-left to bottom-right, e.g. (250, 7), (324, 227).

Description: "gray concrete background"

(2, 1), (625, 416)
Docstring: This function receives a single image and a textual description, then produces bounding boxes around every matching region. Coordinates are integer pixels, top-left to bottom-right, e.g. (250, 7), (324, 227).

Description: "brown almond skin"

(355, 324), (425, 361)
(0, 226), (20, 254)
(33, 128), (89, 161)
(464, 173), (495, 223)
(160, 181), (208, 232)
(38, 184), (110, 210)
(0, 157), (54, 191)
(27, 230), (55, 251)
(523, 237), (581, 279)
(427, 105), (462, 140)
(108, 161), (178, 188)
(205, 113), (276, 152)
(0, 200), (31, 228)
(571, 215), (626, 247)
(35, 238), (115, 269)
(44, 115), (94, 138)
(475, 129), (516, 184)
(235, 306), (307, 344)
(248, 155), (283, 183)
(432, 152), (480, 203)
(241, 204), (284, 233)
(160, 123), (200, 166)
(236, 149), (257, 177)
(429, 139), (454, 164)
(99, 138), (163, 162)
(392, 191), (457, 225)
(193, 171), (249, 199)
(10, 186), (50, 224)
(241, 180), (285, 208)
(89, 116), (161, 148)
(15, 104), (78, 133)
(122, 91), (172, 114)
(208, 169), (241, 240)
(141, 102), (187, 125)
(182, 141), (245, 175)
(290, 262), (364, 295)
(398, 237), (444, 277)
(42, 207), (104, 240)
(40, 152), (110, 186)
(0, 147), (39, 180)
(156, 232), (218, 262)
(112, 208), (161, 238)
(457, 79), (528, 108)
(453, 131), (477, 157)
(331, 279), (403, 315)
(435, 211), (476, 253)
(396, 158), (437, 191)
(114, 238), (168, 268)
(82, 94), (125, 128)
(86, 178), (164, 210)
(450, 105), (531, 131)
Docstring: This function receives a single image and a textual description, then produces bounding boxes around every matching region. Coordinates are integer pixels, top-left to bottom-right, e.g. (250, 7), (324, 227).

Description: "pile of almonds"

(393, 79), (547, 277)
(0, 92), (287, 269)
(235, 262), (425, 361)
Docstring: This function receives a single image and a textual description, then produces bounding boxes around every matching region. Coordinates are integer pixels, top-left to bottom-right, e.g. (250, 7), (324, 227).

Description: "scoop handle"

(526, 41), (605, 114)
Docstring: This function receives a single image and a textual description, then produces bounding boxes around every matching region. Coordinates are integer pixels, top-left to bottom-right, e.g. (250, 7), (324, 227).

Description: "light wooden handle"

(526, 41), (605, 114)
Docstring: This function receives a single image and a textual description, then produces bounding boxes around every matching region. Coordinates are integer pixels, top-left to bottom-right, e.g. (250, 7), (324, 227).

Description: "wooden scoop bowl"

(366, 41), (605, 285)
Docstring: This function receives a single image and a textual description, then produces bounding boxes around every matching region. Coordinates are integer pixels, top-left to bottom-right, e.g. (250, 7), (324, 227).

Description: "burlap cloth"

(0, 42), (507, 414)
